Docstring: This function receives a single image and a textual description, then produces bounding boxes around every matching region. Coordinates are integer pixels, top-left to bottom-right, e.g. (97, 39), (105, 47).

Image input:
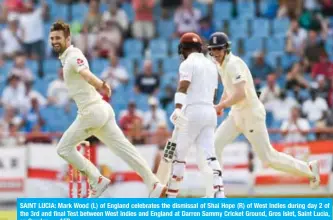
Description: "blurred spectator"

(119, 101), (144, 134)
(47, 69), (70, 108)
(143, 97), (168, 132)
(160, 85), (176, 109)
(319, 0), (333, 17)
(250, 51), (273, 88)
(101, 53), (129, 91)
(160, 0), (182, 19)
(311, 75), (329, 100)
(315, 109), (333, 140)
(21, 98), (46, 133)
(18, 0), (47, 60)
(127, 117), (146, 145)
(0, 18), (22, 59)
(303, 30), (325, 68)
(75, 0), (101, 56)
(0, 4), (5, 23)
(153, 122), (169, 148)
(83, 0), (102, 34)
(302, 89), (329, 122)
(286, 62), (309, 93)
(174, 0), (201, 37)
(132, 0), (155, 40)
(328, 78), (333, 108)
(102, 1), (129, 33)
(266, 90), (299, 121)
(9, 52), (34, 83)
(135, 60), (160, 95)
(260, 74), (281, 105)
(304, 0), (322, 12)
(3, 0), (26, 21)
(22, 81), (47, 114)
(311, 50), (333, 80)
(0, 122), (25, 146)
(286, 18), (308, 57)
(0, 106), (23, 140)
(281, 106), (310, 144)
(1, 75), (26, 113)
(94, 20), (123, 58)
(277, 0), (302, 19)
(299, 10), (322, 31)
(198, 16), (214, 41)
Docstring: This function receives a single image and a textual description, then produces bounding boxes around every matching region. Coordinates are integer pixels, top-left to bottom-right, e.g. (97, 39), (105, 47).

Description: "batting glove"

(170, 108), (188, 129)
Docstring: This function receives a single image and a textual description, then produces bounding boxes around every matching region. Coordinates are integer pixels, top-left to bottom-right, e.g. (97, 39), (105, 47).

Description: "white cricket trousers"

(167, 104), (223, 197)
(214, 104), (313, 178)
(56, 100), (159, 190)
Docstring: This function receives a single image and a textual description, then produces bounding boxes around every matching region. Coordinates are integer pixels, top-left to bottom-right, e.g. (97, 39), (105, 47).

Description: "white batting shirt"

(217, 52), (261, 110)
(179, 52), (218, 106)
(59, 45), (103, 110)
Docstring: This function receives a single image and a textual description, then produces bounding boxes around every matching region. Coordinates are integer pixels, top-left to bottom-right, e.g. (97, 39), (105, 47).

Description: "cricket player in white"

(166, 33), (225, 198)
(49, 21), (166, 198)
(208, 32), (320, 189)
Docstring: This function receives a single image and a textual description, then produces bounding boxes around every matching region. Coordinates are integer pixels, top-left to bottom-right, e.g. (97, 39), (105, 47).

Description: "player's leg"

(195, 146), (214, 197)
(197, 123), (226, 198)
(214, 115), (241, 166)
(57, 102), (112, 197)
(166, 123), (197, 198)
(94, 115), (166, 197)
(56, 117), (104, 187)
(243, 117), (319, 187)
(166, 106), (202, 198)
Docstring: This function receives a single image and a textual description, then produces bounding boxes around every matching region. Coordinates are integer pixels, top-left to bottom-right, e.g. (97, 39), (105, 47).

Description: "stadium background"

(1, 0), (333, 218)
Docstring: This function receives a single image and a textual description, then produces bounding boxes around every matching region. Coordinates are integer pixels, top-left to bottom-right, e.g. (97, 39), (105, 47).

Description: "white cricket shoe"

(89, 176), (111, 198)
(149, 182), (167, 198)
(214, 191), (227, 198)
(309, 160), (320, 189)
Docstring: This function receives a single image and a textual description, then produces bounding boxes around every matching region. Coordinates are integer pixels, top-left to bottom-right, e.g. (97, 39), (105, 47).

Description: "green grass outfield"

(1, 195), (331, 220)
(0, 211), (16, 220)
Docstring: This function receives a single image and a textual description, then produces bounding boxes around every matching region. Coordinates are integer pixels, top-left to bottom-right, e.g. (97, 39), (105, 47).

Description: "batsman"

(164, 33), (225, 198)
(208, 32), (320, 189)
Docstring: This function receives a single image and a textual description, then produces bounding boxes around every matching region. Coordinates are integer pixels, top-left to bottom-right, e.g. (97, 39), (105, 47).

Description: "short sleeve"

(228, 60), (246, 84)
(179, 61), (193, 82)
(69, 54), (89, 73)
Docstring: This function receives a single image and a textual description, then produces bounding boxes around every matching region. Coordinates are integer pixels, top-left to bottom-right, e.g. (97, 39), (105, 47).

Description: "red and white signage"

(0, 147), (27, 201)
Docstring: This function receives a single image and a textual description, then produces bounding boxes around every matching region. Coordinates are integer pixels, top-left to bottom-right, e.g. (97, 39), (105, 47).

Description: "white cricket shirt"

(59, 45), (103, 110)
(217, 52), (262, 110)
(178, 52), (218, 106)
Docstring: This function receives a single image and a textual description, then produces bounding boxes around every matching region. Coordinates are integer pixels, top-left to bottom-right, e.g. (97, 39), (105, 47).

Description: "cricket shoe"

(148, 182), (167, 198)
(89, 176), (111, 198)
(214, 186), (227, 198)
(309, 160), (320, 189)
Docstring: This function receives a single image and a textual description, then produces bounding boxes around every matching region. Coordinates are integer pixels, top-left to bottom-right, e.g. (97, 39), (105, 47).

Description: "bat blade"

(155, 129), (178, 185)
(156, 159), (172, 185)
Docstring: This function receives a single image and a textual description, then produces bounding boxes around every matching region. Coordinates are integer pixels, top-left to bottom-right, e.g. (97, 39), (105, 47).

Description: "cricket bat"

(155, 128), (178, 184)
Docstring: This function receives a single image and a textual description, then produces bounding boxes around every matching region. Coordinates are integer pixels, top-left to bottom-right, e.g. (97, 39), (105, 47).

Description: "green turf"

(0, 211), (16, 220)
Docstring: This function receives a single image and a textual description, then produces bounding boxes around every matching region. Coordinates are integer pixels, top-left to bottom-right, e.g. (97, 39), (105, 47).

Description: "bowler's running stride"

(49, 21), (166, 198)
(166, 33), (224, 198)
(208, 32), (320, 189)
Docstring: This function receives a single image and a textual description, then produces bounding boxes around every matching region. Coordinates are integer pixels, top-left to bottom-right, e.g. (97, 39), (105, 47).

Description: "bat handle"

(163, 128), (178, 162)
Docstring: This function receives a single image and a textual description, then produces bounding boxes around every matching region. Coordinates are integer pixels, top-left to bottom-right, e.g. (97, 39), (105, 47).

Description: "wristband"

(174, 92), (187, 106)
